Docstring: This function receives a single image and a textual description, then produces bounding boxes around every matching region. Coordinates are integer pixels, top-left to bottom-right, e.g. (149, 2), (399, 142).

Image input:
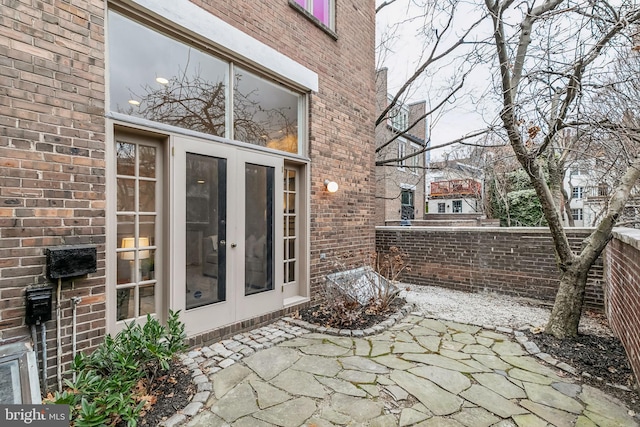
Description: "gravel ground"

(400, 283), (614, 336)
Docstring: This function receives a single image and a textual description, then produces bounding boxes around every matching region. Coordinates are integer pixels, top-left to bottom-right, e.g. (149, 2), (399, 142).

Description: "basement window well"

(0, 342), (41, 404)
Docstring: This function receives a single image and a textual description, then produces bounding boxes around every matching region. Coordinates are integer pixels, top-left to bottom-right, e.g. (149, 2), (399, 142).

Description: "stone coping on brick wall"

(612, 227), (640, 251)
(376, 225), (598, 233)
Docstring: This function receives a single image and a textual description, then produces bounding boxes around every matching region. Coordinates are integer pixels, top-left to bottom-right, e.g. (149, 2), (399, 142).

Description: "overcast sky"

(375, 0), (495, 161)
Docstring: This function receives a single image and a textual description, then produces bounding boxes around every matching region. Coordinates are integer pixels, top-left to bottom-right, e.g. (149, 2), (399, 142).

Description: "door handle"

(220, 240), (226, 246)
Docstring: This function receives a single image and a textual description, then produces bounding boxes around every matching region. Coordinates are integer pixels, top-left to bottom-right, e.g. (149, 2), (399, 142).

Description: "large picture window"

(108, 11), (303, 154)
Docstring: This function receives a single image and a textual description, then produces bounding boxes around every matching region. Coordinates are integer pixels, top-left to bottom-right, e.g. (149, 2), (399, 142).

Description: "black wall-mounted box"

(25, 287), (53, 325)
(46, 245), (97, 279)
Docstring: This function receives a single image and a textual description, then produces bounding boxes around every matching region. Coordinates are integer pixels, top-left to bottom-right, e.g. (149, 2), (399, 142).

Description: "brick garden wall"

(604, 229), (640, 386)
(376, 227), (605, 309)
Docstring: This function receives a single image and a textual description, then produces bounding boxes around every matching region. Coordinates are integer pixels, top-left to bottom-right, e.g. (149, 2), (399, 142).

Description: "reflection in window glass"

(245, 164), (274, 295)
(108, 11), (228, 137)
(234, 67), (299, 153)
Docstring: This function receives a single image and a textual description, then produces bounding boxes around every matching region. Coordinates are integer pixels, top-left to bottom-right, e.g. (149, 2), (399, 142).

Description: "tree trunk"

(545, 262), (590, 338)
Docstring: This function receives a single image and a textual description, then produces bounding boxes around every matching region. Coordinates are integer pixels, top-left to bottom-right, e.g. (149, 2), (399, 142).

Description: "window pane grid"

(116, 141), (158, 322)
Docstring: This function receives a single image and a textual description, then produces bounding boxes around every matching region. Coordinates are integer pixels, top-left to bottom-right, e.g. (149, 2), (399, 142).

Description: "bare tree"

(484, 0), (640, 337)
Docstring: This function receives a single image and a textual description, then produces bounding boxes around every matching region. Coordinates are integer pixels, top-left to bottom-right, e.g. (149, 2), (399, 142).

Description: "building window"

(571, 208), (583, 221)
(398, 141), (406, 169)
(115, 138), (161, 323)
(108, 10), (302, 155)
(598, 183), (609, 197)
(389, 100), (409, 132)
(437, 202), (445, 213)
(572, 186), (584, 199)
(284, 167), (297, 285)
(292, 0), (334, 30)
(410, 145), (420, 174)
(400, 189), (415, 220)
(452, 200), (462, 213)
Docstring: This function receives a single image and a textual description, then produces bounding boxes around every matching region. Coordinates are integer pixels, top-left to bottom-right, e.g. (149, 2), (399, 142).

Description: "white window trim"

(124, 0), (318, 92)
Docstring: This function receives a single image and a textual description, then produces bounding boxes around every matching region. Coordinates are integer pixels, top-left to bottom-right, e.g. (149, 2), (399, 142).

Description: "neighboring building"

(375, 69), (428, 225)
(426, 160), (483, 215)
(0, 0), (376, 390)
(563, 163), (640, 228)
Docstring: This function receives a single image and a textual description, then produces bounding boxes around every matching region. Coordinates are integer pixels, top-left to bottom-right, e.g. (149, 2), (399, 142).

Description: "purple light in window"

(295, 0), (307, 7)
(313, 0), (330, 26)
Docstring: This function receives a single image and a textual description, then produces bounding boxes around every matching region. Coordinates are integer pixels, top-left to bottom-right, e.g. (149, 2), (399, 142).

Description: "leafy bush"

(49, 311), (186, 427)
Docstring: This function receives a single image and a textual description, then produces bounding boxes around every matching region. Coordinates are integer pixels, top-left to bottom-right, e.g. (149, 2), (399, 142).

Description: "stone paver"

(161, 315), (640, 427)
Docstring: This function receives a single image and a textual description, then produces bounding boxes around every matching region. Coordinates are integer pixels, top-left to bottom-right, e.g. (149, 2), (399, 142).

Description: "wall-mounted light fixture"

(324, 179), (339, 193)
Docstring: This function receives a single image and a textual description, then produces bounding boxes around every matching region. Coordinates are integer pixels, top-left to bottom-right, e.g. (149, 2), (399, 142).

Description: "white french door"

(172, 136), (283, 336)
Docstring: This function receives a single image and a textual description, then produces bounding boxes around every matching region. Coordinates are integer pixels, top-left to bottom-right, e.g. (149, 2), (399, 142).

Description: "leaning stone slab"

(391, 370), (463, 416)
(460, 384), (528, 418)
(451, 407), (499, 427)
(472, 372), (526, 399)
(243, 347), (300, 381)
(252, 396), (316, 427)
(210, 364), (253, 398)
(291, 354), (342, 377)
(210, 383), (259, 422)
(331, 393), (384, 422)
(520, 399), (577, 427)
(523, 382), (583, 414)
(340, 356), (390, 373)
(409, 365), (471, 394)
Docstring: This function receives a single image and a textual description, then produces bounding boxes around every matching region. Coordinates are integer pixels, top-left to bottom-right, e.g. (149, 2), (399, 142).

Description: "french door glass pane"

(185, 153), (227, 309)
(245, 163), (274, 295)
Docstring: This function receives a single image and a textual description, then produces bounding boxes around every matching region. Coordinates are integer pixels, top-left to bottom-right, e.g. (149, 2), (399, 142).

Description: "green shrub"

(50, 310), (187, 427)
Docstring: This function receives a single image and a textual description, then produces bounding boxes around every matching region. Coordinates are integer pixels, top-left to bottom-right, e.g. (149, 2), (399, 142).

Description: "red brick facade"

(376, 227), (605, 308)
(604, 229), (640, 386)
(1, 0), (376, 389)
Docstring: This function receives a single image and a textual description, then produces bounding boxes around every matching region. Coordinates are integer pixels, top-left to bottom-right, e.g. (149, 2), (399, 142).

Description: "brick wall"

(1, 0), (376, 389)
(604, 229), (640, 385)
(197, 0), (377, 296)
(0, 0), (106, 389)
(376, 227), (605, 309)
